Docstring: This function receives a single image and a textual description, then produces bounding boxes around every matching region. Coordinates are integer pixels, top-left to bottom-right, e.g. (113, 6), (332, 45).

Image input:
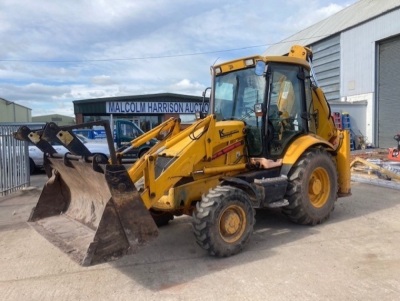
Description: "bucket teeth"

(15, 120), (118, 164)
(42, 122), (92, 156)
(14, 125), (57, 155)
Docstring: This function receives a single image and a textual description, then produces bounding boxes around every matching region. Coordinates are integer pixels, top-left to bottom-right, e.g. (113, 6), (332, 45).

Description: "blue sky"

(0, 0), (357, 117)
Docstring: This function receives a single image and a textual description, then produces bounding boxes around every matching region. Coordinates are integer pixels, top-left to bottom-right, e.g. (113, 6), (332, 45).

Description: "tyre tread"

(192, 185), (255, 257)
(282, 148), (338, 225)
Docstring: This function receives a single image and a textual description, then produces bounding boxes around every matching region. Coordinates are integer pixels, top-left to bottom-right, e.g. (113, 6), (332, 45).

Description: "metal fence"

(0, 123), (30, 196)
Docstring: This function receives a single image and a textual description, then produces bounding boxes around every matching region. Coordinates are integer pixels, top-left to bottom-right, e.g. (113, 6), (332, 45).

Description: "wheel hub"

(308, 167), (330, 208)
(221, 210), (241, 235)
(219, 205), (247, 243)
(310, 177), (322, 195)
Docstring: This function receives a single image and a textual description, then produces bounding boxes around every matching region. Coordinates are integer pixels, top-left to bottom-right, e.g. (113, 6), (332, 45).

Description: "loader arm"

(128, 114), (248, 209)
(118, 117), (181, 159)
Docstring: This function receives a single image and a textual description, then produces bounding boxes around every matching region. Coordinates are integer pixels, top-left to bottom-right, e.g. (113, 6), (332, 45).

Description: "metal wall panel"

(264, 1), (400, 57)
(340, 8), (400, 146)
(341, 9), (400, 98)
(311, 35), (341, 102)
(377, 36), (400, 148)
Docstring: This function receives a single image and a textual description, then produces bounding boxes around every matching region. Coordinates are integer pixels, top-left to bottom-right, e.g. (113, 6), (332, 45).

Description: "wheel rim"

(308, 167), (330, 208)
(219, 204), (247, 243)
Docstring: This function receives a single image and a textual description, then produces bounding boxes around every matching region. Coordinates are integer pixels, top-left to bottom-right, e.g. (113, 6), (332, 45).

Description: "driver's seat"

(277, 77), (295, 119)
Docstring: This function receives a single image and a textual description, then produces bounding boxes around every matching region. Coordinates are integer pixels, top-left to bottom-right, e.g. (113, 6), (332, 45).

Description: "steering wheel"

(265, 119), (275, 144)
(241, 107), (255, 121)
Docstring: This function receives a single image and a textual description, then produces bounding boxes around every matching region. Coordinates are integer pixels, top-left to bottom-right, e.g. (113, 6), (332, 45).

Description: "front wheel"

(282, 148), (338, 225)
(192, 186), (255, 257)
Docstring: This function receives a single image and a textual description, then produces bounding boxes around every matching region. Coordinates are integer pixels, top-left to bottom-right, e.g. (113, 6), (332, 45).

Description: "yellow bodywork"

(283, 134), (335, 165)
(123, 45), (352, 214)
(312, 87), (338, 144)
(16, 44), (352, 267)
(336, 129), (352, 196)
(211, 45), (351, 198)
(126, 115), (248, 211)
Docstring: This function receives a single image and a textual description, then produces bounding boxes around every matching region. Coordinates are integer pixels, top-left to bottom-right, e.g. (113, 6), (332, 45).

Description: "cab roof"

(213, 55), (311, 74)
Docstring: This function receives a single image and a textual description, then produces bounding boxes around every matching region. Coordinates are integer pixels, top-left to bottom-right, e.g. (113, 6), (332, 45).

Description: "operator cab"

(213, 58), (316, 160)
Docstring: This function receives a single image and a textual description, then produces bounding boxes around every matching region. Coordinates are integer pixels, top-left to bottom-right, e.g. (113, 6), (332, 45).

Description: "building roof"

(264, 0), (400, 55)
(0, 97), (31, 110)
(73, 93), (209, 115)
(32, 114), (74, 119)
(73, 93), (204, 104)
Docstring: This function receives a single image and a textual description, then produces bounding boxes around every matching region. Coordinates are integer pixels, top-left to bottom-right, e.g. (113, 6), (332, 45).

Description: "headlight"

(245, 58), (254, 66)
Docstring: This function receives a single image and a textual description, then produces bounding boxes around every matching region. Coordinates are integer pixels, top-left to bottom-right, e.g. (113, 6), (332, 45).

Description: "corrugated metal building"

(0, 97), (31, 122)
(32, 114), (75, 126)
(264, 0), (400, 148)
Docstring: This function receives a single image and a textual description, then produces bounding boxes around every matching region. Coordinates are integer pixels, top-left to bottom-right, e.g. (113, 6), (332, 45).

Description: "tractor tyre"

(282, 148), (338, 225)
(192, 185), (255, 257)
(150, 209), (174, 227)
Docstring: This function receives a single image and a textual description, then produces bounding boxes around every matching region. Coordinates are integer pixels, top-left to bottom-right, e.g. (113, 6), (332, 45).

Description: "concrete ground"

(0, 173), (399, 301)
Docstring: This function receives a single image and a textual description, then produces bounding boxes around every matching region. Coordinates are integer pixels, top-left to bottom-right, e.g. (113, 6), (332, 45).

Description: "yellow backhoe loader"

(15, 45), (351, 266)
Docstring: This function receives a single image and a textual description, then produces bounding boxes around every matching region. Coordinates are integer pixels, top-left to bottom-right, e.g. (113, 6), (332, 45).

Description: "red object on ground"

(388, 148), (400, 161)
(388, 133), (400, 162)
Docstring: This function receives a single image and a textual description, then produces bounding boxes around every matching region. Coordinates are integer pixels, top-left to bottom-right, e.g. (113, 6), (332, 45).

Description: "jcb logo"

(219, 129), (239, 139)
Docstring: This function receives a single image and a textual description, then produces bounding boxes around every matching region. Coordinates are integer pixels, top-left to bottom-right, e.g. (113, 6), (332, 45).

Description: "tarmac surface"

(0, 172), (399, 301)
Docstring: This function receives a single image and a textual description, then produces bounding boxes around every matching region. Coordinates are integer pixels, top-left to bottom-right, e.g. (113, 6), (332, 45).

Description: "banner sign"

(106, 101), (209, 114)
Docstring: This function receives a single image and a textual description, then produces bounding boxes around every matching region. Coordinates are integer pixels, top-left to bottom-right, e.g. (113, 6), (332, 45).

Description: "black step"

(254, 176), (288, 207)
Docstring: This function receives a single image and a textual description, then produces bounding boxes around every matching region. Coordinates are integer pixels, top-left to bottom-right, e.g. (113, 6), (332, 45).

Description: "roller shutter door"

(377, 37), (400, 148)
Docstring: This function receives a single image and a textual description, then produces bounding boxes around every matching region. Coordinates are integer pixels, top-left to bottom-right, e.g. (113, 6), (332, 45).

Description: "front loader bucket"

(29, 157), (158, 266)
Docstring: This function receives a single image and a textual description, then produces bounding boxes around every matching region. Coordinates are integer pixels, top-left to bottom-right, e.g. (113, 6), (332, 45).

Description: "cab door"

(266, 63), (308, 158)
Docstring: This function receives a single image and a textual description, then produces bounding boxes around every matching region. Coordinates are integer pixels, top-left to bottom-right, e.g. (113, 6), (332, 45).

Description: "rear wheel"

(192, 186), (255, 257)
(282, 148), (337, 225)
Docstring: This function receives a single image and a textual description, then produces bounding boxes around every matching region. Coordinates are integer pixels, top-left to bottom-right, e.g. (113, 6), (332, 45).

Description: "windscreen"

(213, 68), (266, 124)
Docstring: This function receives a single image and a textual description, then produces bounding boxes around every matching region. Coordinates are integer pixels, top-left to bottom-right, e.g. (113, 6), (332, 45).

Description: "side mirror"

(255, 61), (266, 76)
(197, 87), (211, 119)
(202, 88), (211, 98)
(254, 103), (265, 117)
(195, 111), (206, 120)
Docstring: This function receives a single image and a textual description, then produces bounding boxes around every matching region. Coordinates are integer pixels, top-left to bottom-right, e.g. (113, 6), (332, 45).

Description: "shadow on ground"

(108, 182), (399, 291)
(2, 175), (398, 292)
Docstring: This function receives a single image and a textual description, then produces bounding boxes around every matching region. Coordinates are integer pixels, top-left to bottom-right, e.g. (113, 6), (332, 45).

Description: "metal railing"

(0, 123), (30, 196)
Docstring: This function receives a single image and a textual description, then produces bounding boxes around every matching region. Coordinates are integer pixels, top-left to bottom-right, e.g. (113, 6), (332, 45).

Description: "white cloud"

(277, 1), (353, 34)
(91, 75), (117, 86)
(168, 79), (206, 95)
(0, 0), (358, 117)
